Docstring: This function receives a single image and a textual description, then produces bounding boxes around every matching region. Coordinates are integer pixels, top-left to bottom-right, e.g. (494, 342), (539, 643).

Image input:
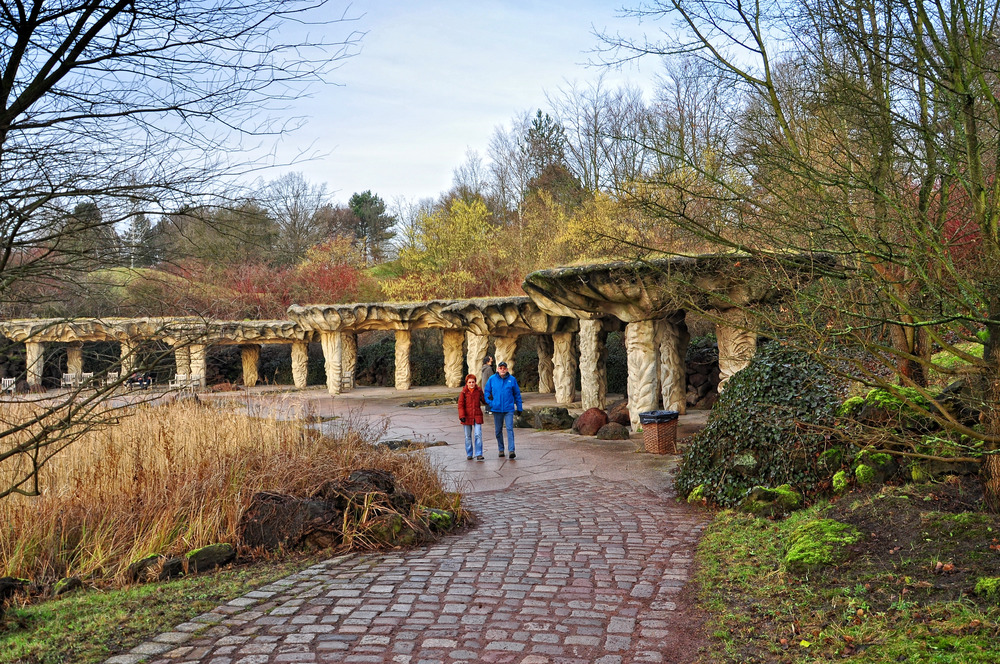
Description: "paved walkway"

(108, 387), (709, 664)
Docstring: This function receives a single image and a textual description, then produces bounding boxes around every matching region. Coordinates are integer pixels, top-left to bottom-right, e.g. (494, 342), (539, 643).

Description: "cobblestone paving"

(110, 475), (705, 664)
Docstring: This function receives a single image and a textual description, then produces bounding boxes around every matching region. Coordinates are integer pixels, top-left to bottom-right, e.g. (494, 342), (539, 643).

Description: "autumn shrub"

(0, 400), (453, 586)
(675, 341), (842, 507)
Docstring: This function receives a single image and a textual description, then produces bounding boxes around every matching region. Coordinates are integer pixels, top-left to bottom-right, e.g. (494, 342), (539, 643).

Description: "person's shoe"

(467, 456), (473, 460)
(476, 455), (484, 461)
(509, 452), (516, 459)
(499, 451), (506, 458)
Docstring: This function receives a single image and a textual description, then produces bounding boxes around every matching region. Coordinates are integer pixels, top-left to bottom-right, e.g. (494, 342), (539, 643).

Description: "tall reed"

(0, 400), (449, 585)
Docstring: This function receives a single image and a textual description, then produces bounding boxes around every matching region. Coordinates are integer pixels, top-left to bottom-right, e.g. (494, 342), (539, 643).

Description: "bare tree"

(0, 0), (361, 499)
(603, 0), (1000, 508)
(260, 172), (333, 264)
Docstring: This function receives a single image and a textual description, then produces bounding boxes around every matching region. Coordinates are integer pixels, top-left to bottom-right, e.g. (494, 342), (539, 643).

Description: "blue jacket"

(485, 372), (523, 413)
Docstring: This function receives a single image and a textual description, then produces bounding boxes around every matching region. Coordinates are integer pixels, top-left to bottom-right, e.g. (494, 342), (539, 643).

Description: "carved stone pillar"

(394, 330), (411, 390)
(25, 341), (44, 387)
(66, 342), (84, 378)
(189, 344), (207, 387)
(465, 332), (489, 378)
(553, 332), (578, 405)
(443, 330), (465, 388)
(536, 335), (554, 394)
(494, 337), (519, 373)
(656, 311), (690, 414)
(321, 332), (342, 395)
(241, 344), (261, 388)
(579, 320), (607, 410)
(716, 309), (757, 392)
(291, 341), (309, 388)
(341, 333), (357, 391)
(120, 339), (136, 377)
(174, 344), (191, 376)
(625, 320), (659, 432)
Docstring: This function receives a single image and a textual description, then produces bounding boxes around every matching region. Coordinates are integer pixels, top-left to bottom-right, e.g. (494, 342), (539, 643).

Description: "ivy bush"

(675, 341), (841, 507)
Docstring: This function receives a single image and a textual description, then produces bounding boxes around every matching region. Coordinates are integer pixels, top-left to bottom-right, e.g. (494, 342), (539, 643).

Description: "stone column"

(716, 309), (757, 392)
(394, 330), (411, 390)
(536, 335), (554, 394)
(120, 339), (136, 377)
(341, 333), (357, 391)
(291, 341), (309, 388)
(553, 332), (578, 405)
(494, 337), (519, 372)
(443, 330), (465, 388)
(189, 344), (207, 388)
(466, 332), (489, 378)
(320, 332), (342, 395)
(241, 344), (261, 387)
(625, 320), (659, 432)
(66, 342), (84, 378)
(656, 311), (690, 414)
(25, 341), (44, 387)
(174, 344), (191, 376)
(579, 320), (607, 410)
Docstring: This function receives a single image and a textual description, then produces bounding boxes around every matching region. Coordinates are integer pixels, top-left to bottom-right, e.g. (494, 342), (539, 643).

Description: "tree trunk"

(981, 319), (1000, 512)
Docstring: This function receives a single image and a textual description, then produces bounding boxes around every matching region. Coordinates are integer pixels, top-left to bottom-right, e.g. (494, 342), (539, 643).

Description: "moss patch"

(783, 518), (861, 574)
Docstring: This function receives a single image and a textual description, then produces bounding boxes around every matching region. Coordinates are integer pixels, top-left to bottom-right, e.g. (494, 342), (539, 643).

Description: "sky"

(261, 0), (664, 207)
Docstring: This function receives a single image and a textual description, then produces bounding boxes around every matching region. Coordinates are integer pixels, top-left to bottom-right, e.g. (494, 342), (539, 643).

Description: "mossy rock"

(419, 507), (456, 532)
(975, 576), (1000, 600)
(186, 543), (236, 573)
(361, 514), (419, 547)
(832, 470), (849, 494)
(783, 518), (861, 574)
(853, 451), (898, 486)
(837, 396), (865, 418)
(738, 484), (802, 517)
(52, 576), (83, 597)
(126, 554), (167, 583)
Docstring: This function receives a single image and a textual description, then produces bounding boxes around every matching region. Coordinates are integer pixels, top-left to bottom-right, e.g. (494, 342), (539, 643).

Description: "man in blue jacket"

(484, 360), (522, 459)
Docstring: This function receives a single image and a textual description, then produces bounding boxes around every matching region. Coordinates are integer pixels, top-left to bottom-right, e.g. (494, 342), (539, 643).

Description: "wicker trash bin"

(639, 410), (679, 454)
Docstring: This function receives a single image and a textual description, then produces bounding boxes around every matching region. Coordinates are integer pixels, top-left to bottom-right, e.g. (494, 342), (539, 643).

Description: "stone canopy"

(522, 253), (837, 322)
(287, 297), (578, 336)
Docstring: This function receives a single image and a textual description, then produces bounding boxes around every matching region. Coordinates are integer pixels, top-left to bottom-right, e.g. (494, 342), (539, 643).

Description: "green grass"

(1, 556), (319, 664)
(695, 506), (1000, 663)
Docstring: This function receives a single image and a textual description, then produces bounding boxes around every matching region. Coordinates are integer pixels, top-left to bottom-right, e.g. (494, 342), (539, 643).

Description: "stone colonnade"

(1, 255), (798, 418)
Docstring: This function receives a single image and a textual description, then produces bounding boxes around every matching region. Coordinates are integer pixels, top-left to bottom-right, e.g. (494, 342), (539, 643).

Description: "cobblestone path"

(114, 476), (706, 664)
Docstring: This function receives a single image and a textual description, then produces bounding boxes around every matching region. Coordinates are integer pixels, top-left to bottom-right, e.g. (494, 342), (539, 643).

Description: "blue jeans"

(463, 423), (483, 457)
(493, 411), (515, 453)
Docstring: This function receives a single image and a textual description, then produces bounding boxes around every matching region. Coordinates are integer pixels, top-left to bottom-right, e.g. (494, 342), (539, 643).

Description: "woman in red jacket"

(458, 373), (486, 460)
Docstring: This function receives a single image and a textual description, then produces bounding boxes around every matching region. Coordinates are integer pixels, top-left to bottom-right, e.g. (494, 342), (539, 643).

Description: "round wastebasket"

(639, 410), (679, 454)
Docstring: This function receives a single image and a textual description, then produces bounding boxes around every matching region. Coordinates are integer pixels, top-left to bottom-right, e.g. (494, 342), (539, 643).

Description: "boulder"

(514, 409), (534, 428)
(533, 406), (575, 430)
(596, 422), (631, 440)
(186, 543), (236, 573)
(936, 376), (987, 426)
(52, 576), (83, 597)
(606, 400), (631, 427)
(313, 469), (415, 514)
(126, 554), (167, 583)
(419, 507), (456, 532)
(360, 514), (418, 547)
(738, 484), (802, 517)
(572, 408), (609, 436)
(0, 576), (28, 602)
(238, 491), (343, 551)
(783, 519), (861, 574)
(159, 557), (186, 580)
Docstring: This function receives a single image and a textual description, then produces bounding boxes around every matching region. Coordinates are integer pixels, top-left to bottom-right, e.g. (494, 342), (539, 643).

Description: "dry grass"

(0, 400), (452, 586)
